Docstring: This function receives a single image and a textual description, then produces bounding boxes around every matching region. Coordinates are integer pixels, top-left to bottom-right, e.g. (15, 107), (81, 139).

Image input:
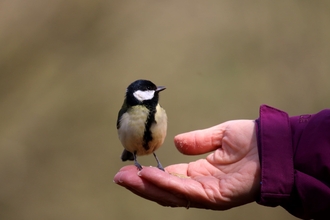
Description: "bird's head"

(125, 79), (166, 106)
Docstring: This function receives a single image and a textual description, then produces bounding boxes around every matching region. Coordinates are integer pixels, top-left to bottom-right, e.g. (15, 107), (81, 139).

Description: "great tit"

(117, 79), (167, 171)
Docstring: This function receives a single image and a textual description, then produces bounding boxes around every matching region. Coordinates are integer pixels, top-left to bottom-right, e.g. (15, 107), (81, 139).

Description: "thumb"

(174, 124), (225, 155)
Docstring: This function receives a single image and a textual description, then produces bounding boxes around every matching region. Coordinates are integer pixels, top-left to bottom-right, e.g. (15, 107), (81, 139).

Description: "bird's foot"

(134, 163), (143, 171)
(157, 165), (165, 171)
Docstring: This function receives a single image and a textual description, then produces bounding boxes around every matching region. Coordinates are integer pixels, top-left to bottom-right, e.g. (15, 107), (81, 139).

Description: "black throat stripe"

(142, 106), (157, 151)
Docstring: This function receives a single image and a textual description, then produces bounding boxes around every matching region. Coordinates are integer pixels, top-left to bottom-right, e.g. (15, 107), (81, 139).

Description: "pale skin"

(114, 120), (260, 210)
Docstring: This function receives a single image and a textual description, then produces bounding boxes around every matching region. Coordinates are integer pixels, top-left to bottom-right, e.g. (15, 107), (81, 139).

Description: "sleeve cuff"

(256, 105), (294, 206)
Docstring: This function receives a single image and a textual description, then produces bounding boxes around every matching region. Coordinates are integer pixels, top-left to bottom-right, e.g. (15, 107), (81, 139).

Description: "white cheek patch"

(133, 90), (155, 101)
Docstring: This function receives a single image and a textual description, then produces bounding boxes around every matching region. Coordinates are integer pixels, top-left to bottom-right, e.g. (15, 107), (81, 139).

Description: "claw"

(133, 151), (143, 170)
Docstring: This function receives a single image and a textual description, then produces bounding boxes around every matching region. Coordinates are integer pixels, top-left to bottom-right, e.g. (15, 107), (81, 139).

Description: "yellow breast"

(118, 104), (167, 156)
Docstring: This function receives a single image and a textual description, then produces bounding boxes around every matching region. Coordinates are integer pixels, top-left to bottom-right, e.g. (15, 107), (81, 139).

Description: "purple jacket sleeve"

(256, 105), (330, 219)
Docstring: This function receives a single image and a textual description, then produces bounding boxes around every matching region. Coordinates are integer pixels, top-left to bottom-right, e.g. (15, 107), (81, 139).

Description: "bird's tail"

(121, 149), (134, 161)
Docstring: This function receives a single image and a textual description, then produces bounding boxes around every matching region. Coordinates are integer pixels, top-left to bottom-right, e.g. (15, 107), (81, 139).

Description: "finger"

(139, 167), (205, 198)
(165, 163), (188, 175)
(138, 167), (226, 210)
(116, 165), (137, 173)
(113, 165), (140, 184)
(114, 166), (189, 207)
(165, 163), (190, 178)
(174, 124), (224, 155)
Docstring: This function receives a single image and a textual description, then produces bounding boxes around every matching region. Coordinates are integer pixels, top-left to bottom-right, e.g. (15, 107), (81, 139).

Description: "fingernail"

(113, 172), (123, 184)
(137, 171), (142, 176)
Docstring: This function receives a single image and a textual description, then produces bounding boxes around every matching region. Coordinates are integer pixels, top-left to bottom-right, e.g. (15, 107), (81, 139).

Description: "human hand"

(114, 120), (260, 210)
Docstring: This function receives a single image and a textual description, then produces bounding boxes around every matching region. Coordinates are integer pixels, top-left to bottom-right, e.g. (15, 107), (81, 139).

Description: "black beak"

(156, 86), (166, 92)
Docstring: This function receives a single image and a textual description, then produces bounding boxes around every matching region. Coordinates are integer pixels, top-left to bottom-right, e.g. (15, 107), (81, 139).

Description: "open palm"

(114, 120), (260, 210)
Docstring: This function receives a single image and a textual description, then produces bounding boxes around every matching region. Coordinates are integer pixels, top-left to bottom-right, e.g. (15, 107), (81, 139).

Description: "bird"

(116, 79), (167, 171)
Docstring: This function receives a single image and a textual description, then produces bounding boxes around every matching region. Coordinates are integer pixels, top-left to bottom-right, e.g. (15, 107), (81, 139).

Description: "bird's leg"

(153, 153), (165, 171)
(133, 151), (143, 170)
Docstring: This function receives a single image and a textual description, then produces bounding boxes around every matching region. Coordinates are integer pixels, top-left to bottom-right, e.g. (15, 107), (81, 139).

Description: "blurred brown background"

(1, 1), (329, 219)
